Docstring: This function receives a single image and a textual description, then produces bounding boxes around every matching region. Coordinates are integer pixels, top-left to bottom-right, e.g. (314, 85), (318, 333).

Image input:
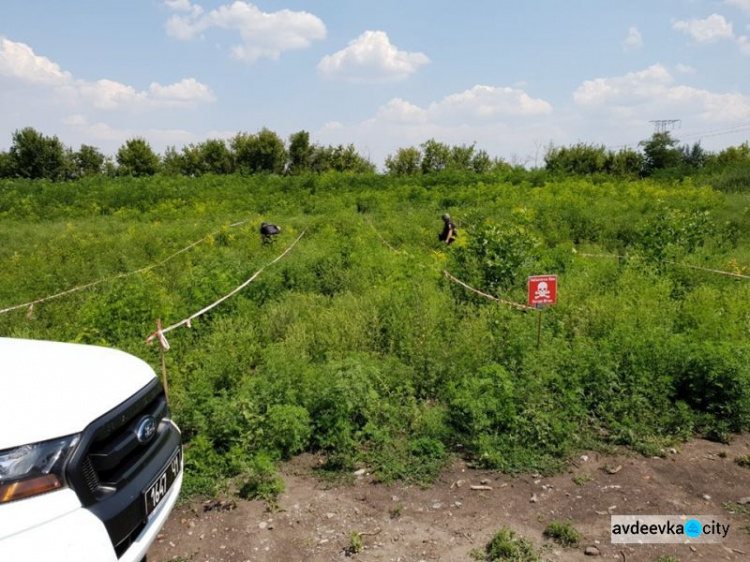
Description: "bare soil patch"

(150, 435), (750, 562)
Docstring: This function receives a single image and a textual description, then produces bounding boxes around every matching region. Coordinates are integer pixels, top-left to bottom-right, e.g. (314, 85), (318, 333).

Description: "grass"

(735, 454), (750, 469)
(572, 473), (593, 486)
(542, 520), (581, 547)
(471, 527), (540, 562)
(345, 531), (363, 556)
(389, 503), (404, 519)
(723, 502), (750, 516)
(236, 453), (286, 508)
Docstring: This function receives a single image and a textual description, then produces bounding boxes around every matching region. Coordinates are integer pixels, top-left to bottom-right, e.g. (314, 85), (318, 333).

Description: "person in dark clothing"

(439, 213), (457, 245)
(260, 222), (281, 243)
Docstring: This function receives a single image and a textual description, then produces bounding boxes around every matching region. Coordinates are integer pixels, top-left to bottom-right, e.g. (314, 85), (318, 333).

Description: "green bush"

(237, 452), (286, 505)
(543, 520), (581, 547)
(472, 527), (540, 561)
(264, 404), (312, 459)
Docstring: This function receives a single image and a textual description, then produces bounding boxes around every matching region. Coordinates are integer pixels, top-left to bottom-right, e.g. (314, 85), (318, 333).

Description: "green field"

(1, 172), (749, 496)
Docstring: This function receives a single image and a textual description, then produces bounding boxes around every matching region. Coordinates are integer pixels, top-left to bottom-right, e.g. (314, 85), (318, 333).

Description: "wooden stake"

(157, 319), (169, 401)
(536, 308), (543, 349)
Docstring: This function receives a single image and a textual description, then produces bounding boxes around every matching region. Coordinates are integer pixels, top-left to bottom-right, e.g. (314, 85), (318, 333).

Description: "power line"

(607, 120), (750, 152)
(676, 123), (750, 142)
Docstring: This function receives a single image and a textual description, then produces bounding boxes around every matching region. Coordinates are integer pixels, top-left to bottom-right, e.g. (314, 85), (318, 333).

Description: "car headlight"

(0, 435), (79, 503)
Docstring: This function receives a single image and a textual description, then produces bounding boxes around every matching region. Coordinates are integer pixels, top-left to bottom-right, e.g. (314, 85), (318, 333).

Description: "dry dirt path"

(150, 435), (750, 562)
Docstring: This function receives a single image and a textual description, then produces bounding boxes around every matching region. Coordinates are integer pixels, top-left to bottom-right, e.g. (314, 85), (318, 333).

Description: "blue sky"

(1, 0), (750, 165)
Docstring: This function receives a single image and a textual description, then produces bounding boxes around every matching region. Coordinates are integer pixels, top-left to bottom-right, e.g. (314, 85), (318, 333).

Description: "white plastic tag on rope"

(26, 303), (34, 320)
(156, 330), (171, 351)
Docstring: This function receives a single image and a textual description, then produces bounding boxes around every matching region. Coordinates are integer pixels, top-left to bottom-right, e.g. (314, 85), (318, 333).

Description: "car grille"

(85, 389), (168, 495)
(65, 377), (180, 559)
(66, 378), (168, 503)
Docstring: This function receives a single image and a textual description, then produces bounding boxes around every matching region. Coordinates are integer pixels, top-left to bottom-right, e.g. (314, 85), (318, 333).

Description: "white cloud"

(164, 0), (203, 17)
(676, 63), (696, 74)
(62, 114), (88, 127)
(81, 122), (198, 146)
(672, 12), (750, 55)
(317, 31), (429, 83)
(725, 0), (750, 13)
(673, 14), (734, 44)
(574, 65), (673, 106)
(75, 80), (146, 110)
(315, 84), (556, 167)
(0, 38), (71, 86)
(0, 37), (215, 110)
(166, 1), (326, 62)
(148, 78), (215, 105)
(433, 85), (553, 121)
(370, 86), (552, 128)
(622, 27), (643, 51)
(574, 64), (750, 122)
(376, 99), (428, 123)
(320, 121), (344, 133)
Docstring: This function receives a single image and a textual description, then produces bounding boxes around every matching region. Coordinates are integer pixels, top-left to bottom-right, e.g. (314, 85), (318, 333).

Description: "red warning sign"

(528, 275), (557, 307)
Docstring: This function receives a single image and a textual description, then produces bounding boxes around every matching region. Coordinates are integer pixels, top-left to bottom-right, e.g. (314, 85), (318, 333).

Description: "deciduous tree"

(385, 147), (422, 175)
(232, 128), (287, 175)
(117, 138), (160, 177)
(640, 132), (681, 175)
(9, 127), (68, 180)
(288, 130), (312, 174)
(73, 144), (105, 178)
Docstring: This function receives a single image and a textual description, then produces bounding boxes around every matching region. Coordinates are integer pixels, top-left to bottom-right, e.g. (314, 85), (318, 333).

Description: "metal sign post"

(528, 275), (558, 349)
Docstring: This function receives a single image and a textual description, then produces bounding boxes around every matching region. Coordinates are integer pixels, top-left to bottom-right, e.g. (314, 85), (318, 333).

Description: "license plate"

(144, 447), (181, 517)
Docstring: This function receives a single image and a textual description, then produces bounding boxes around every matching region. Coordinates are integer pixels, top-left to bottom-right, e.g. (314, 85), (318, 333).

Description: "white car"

(0, 338), (183, 562)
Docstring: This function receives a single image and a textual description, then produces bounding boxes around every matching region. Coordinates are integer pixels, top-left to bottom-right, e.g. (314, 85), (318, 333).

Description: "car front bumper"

(0, 465), (182, 562)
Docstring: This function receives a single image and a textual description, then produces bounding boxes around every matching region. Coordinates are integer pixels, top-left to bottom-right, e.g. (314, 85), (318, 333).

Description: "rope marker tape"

(443, 270), (536, 311)
(145, 230), (306, 346)
(576, 251), (750, 279)
(0, 218), (255, 316)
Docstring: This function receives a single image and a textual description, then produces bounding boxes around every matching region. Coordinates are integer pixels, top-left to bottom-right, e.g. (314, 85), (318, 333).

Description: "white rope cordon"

(145, 230), (306, 344)
(575, 251), (750, 280)
(443, 270), (535, 311)
(364, 216), (401, 254)
(0, 218), (253, 316)
(673, 262), (750, 280)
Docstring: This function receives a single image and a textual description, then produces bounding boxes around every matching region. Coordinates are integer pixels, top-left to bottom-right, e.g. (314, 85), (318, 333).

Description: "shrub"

(471, 527), (540, 561)
(264, 404), (312, 459)
(237, 452), (285, 505)
(543, 520), (581, 547)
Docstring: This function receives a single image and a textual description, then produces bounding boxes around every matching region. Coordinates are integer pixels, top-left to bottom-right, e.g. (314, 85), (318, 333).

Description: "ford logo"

(135, 416), (157, 443)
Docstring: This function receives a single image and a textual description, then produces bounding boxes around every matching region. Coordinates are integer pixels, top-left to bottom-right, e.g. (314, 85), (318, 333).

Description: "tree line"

(1, 126), (749, 182)
(384, 133), (750, 179)
(542, 133), (750, 178)
(0, 128), (375, 181)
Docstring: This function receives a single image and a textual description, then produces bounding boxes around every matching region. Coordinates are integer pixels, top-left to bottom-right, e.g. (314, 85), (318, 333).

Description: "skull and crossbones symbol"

(534, 281), (550, 299)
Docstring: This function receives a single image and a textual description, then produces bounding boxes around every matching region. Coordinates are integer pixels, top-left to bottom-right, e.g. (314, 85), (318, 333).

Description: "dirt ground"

(149, 436), (750, 562)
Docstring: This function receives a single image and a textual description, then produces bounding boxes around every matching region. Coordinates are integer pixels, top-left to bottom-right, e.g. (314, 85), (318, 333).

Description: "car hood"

(0, 338), (156, 450)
